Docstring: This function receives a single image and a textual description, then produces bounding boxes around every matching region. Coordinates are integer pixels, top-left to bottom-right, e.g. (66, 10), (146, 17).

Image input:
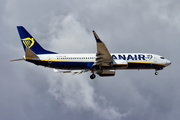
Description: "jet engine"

(96, 69), (115, 76)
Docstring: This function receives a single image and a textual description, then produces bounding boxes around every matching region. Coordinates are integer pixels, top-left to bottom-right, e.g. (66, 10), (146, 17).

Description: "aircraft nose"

(166, 60), (171, 66)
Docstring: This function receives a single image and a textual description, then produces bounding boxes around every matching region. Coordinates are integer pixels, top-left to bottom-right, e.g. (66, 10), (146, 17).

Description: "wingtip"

(92, 30), (102, 42)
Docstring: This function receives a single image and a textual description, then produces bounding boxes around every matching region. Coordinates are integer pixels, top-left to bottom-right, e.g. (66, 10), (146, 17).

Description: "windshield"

(160, 57), (165, 59)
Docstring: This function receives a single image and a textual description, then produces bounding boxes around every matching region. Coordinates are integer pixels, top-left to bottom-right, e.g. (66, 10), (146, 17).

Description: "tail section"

(25, 48), (38, 58)
(17, 26), (57, 54)
(11, 48), (38, 62)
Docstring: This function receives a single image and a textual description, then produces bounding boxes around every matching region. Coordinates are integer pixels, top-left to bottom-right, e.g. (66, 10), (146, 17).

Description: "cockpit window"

(160, 57), (165, 59)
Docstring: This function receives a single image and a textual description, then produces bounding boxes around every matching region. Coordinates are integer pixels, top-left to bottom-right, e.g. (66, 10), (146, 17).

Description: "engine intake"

(97, 69), (115, 76)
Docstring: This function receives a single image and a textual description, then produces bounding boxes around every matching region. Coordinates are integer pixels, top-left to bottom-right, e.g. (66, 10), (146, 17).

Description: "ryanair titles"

(112, 54), (153, 61)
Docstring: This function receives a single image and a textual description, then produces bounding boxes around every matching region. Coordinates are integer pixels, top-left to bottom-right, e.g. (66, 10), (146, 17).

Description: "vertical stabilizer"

(17, 26), (57, 54)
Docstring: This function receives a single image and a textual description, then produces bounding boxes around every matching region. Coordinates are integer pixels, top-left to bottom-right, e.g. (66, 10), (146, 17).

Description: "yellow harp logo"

(22, 38), (35, 48)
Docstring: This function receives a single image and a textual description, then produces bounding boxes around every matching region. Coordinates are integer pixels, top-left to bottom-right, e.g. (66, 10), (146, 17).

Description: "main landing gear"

(90, 74), (96, 79)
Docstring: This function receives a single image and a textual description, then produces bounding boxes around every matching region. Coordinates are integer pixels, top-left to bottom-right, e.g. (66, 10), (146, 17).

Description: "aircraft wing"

(93, 31), (113, 67)
(53, 69), (89, 75)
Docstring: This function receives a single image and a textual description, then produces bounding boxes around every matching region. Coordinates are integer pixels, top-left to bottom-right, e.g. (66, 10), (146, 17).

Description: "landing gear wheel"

(155, 71), (158, 75)
(90, 74), (96, 79)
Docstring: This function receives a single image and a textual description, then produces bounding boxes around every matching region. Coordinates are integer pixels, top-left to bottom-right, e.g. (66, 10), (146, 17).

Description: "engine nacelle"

(96, 69), (115, 76)
(113, 60), (128, 69)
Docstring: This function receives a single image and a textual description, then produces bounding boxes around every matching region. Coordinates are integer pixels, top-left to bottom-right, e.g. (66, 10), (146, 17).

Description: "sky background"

(0, 0), (179, 120)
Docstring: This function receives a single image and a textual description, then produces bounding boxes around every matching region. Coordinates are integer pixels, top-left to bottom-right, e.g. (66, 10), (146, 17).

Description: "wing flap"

(53, 69), (89, 74)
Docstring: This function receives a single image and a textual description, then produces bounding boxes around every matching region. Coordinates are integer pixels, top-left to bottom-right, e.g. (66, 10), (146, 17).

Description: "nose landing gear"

(155, 71), (158, 75)
(154, 68), (163, 75)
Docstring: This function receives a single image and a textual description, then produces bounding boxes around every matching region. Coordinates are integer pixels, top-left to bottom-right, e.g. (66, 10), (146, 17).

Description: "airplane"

(11, 26), (171, 79)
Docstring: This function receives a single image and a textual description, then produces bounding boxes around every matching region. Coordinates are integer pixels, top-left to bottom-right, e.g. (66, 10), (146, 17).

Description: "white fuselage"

(26, 53), (171, 70)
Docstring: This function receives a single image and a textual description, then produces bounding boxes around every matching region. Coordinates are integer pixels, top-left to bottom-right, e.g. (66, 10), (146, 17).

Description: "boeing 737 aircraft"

(12, 26), (171, 79)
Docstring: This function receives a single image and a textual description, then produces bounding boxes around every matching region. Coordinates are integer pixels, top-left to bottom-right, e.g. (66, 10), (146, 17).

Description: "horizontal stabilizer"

(25, 48), (38, 58)
(10, 58), (24, 61)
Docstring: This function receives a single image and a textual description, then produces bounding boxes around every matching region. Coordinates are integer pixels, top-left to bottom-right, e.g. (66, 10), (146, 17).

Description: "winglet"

(92, 30), (102, 42)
